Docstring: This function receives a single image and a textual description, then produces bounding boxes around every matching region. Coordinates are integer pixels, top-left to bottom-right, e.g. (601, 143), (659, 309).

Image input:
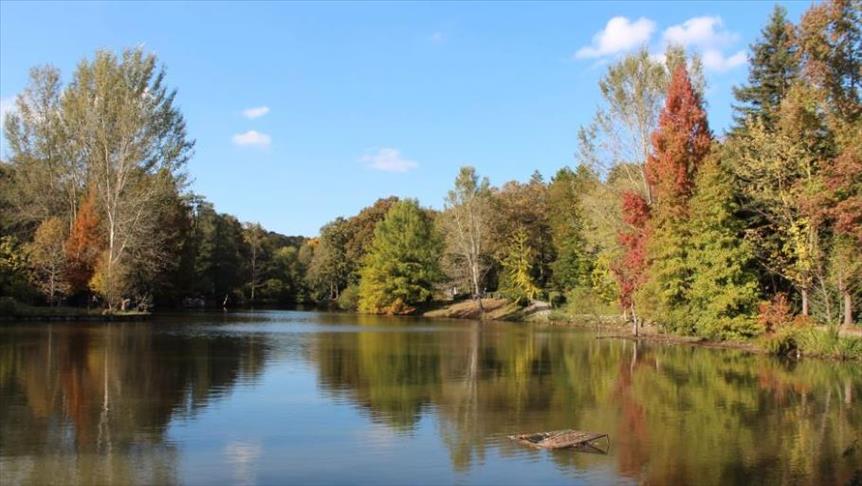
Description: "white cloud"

(361, 148), (418, 173)
(232, 130), (271, 148)
(663, 16), (738, 49)
(242, 106), (270, 119)
(661, 16), (746, 72)
(702, 49), (747, 72)
(575, 17), (656, 59)
(429, 31), (447, 44)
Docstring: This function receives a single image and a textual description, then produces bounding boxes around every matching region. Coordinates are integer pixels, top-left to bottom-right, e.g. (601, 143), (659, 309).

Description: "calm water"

(1, 310), (860, 485)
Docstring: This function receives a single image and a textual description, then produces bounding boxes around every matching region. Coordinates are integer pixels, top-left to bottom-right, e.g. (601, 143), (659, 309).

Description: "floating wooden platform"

(508, 429), (609, 451)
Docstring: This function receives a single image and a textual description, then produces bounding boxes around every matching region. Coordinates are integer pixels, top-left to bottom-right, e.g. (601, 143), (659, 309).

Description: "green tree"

(637, 65), (712, 331)
(732, 5), (800, 132)
(3, 66), (83, 231)
(548, 166), (595, 291)
(307, 217), (351, 301)
(62, 48), (193, 310)
(358, 200), (442, 314)
(192, 202), (245, 305)
(686, 156), (761, 339)
(0, 236), (32, 302)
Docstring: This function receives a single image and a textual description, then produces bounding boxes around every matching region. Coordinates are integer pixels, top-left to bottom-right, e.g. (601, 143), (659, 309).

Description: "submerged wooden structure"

(508, 429), (609, 452)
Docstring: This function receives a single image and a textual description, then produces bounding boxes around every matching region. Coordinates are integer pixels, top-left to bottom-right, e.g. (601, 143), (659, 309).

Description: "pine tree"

(548, 166), (594, 291)
(732, 5), (800, 132)
(687, 156), (761, 339)
(358, 200), (442, 314)
(639, 65), (712, 330)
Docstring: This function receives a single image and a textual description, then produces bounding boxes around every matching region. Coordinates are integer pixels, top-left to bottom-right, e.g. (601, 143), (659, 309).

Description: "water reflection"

(310, 321), (862, 485)
(0, 313), (860, 485)
(0, 320), (269, 485)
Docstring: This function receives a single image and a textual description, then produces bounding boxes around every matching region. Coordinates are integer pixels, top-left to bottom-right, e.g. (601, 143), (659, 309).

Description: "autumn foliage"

(616, 191), (650, 310)
(645, 65), (712, 219)
(65, 191), (102, 294)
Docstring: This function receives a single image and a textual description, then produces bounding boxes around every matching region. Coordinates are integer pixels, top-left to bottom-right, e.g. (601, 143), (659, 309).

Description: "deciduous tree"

(27, 217), (70, 305)
(440, 167), (492, 309)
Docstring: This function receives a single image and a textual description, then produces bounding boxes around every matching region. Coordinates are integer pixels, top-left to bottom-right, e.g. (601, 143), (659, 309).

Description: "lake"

(1, 310), (859, 485)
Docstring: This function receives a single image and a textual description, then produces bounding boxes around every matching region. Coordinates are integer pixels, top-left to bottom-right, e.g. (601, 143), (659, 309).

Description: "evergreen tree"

(548, 166), (594, 291)
(732, 5), (800, 132)
(687, 155), (761, 339)
(638, 65), (712, 331)
(358, 200), (442, 314)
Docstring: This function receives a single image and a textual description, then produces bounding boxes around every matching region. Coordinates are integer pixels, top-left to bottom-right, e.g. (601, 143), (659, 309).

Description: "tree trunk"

(630, 303), (639, 337)
(471, 262), (484, 319)
(843, 291), (853, 327)
(801, 288), (809, 317)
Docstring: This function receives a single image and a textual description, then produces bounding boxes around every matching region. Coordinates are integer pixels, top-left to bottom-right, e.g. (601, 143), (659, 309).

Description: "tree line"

(1, 1), (860, 341)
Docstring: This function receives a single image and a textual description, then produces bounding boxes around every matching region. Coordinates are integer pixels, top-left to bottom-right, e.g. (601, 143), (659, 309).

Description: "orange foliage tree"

(65, 191), (103, 295)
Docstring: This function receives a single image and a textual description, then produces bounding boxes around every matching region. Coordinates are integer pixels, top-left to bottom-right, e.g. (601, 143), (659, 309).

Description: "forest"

(0, 2), (859, 350)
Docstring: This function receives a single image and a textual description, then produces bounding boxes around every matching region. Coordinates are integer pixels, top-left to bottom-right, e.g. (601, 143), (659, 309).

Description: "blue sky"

(0, 1), (810, 236)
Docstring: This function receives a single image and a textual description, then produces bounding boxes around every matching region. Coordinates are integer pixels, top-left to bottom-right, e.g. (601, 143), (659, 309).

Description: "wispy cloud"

(361, 148), (418, 173)
(242, 106), (270, 119)
(429, 31), (447, 44)
(575, 17), (656, 59)
(575, 15), (747, 73)
(701, 49), (747, 72)
(662, 16), (738, 49)
(232, 130), (271, 148)
(662, 17), (745, 72)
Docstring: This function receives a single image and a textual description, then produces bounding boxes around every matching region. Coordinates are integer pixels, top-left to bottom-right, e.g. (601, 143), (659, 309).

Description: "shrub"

(337, 284), (360, 311)
(758, 293), (792, 334)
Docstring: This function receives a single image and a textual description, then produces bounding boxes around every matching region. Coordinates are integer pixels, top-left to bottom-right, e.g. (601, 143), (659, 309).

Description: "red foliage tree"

(65, 191), (103, 294)
(645, 65), (712, 219)
(616, 191), (650, 316)
(615, 65), (711, 331)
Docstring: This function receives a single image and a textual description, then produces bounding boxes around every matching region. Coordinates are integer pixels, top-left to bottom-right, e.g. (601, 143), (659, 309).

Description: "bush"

(559, 287), (619, 320)
(698, 315), (761, 341)
(797, 327), (862, 360)
(337, 284), (360, 311)
(758, 293), (792, 334)
(762, 324), (804, 356)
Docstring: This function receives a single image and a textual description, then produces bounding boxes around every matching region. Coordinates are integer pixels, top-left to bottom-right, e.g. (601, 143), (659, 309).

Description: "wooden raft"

(508, 429), (609, 451)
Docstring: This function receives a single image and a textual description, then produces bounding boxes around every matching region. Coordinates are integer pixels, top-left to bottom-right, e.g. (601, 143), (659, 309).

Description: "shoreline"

(4, 301), (859, 361)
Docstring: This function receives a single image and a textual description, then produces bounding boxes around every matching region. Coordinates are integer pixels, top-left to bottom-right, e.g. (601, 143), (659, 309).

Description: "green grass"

(760, 323), (862, 360)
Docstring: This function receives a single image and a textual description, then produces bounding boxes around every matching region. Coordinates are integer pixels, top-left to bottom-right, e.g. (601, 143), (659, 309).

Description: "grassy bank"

(424, 297), (862, 361)
(0, 298), (148, 321)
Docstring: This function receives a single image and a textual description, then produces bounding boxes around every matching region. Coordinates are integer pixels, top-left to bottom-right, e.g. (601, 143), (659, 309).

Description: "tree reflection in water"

(0, 313), (860, 485)
(310, 319), (862, 485)
(0, 320), (269, 485)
